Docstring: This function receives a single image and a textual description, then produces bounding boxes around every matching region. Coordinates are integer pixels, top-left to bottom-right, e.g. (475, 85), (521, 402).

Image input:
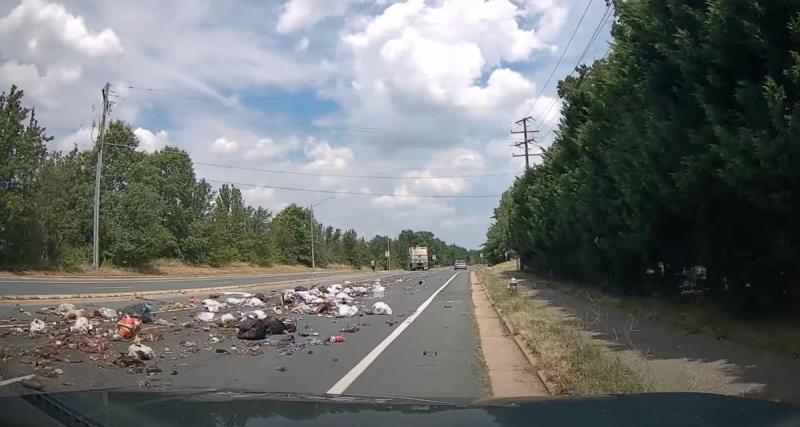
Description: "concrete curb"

(0, 271), (405, 303)
(475, 272), (554, 395)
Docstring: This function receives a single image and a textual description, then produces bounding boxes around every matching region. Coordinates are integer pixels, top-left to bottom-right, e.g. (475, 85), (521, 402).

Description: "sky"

(0, 0), (613, 249)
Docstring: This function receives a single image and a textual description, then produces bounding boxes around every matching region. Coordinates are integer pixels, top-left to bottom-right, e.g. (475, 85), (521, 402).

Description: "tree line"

(0, 85), (471, 271)
(484, 0), (800, 314)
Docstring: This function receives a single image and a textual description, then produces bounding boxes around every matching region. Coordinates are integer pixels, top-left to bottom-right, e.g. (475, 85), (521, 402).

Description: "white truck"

(408, 246), (429, 271)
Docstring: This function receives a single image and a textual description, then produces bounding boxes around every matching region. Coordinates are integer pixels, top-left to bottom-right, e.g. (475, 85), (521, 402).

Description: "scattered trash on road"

(127, 343), (155, 360)
(29, 318), (46, 334)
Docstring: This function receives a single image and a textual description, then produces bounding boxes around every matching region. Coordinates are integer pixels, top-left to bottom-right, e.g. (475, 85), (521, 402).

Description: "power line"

(523, 0), (594, 118)
(535, 6), (615, 136)
(204, 179), (501, 199)
(193, 161), (513, 180)
(103, 143), (517, 177)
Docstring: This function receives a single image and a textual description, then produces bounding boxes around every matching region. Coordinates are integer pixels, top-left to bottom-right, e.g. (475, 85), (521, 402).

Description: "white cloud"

(294, 36), (309, 52)
(52, 125), (94, 152)
(211, 137), (239, 154)
(276, 0), (364, 34)
(245, 136), (302, 160)
(133, 127), (168, 153)
(0, 0), (122, 57)
(241, 186), (276, 208)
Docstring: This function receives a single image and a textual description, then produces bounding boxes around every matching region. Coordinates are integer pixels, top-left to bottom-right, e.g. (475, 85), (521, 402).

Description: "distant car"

(454, 260), (467, 270)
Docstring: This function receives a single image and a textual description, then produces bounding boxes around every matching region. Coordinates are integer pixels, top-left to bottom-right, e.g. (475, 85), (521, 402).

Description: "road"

(0, 270), (364, 296)
(0, 268), (486, 401)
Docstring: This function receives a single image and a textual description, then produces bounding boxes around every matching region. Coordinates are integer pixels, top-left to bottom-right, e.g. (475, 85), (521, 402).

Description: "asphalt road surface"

(0, 270), (368, 296)
(0, 268), (486, 401)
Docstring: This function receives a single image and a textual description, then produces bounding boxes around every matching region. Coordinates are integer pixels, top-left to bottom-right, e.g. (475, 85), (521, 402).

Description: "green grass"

(478, 264), (648, 395)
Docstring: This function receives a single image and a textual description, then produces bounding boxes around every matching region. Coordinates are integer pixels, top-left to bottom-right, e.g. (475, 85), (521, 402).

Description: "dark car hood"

(2, 388), (799, 427)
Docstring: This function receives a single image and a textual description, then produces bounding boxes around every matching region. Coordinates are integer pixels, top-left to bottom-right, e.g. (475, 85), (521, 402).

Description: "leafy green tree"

(0, 85), (49, 265)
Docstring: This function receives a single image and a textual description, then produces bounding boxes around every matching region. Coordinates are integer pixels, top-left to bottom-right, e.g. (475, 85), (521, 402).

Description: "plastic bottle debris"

(117, 315), (142, 340)
(128, 343), (155, 360)
(154, 318), (174, 326)
(423, 350), (438, 357)
(29, 318), (46, 334)
(279, 347), (296, 357)
(329, 335), (345, 343)
(70, 316), (90, 333)
(201, 299), (224, 313)
(371, 302), (393, 315)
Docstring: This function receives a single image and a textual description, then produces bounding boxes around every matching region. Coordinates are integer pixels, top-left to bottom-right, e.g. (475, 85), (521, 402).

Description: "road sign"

(384, 250), (390, 258)
(432, 254), (437, 260)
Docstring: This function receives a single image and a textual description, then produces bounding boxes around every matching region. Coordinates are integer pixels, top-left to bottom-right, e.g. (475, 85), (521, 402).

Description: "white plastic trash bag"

(336, 304), (358, 317)
(371, 302), (393, 315)
(242, 297), (265, 307)
(97, 307), (117, 319)
(127, 343), (155, 360)
(202, 299), (225, 312)
(30, 319), (46, 334)
(56, 303), (76, 313)
(70, 316), (91, 333)
(195, 312), (215, 322)
(372, 284), (386, 297)
(220, 313), (237, 325)
(225, 297), (244, 306)
(243, 310), (267, 320)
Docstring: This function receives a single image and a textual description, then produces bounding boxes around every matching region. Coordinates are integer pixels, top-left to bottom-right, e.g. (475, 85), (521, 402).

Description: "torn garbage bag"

(237, 318), (268, 340)
(336, 304), (358, 317)
(201, 299), (224, 313)
(127, 343), (155, 360)
(121, 302), (155, 323)
(371, 302), (393, 315)
(29, 319), (46, 334)
(195, 312), (215, 323)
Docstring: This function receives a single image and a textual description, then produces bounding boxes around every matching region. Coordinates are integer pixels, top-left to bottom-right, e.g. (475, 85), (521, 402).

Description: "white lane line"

(0, 374), (35, 387)
(91, 286), (133, 290)
(326, 271), (461, 395)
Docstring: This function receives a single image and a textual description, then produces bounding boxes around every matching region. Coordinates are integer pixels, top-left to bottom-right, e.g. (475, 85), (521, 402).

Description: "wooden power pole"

(511, 116), (539, 171)
(92, 83), (110, 269)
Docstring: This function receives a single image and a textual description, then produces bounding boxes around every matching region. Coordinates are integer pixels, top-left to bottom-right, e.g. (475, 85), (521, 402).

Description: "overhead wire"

(203, 179), (501, 199)
(522, 0), (594, 118)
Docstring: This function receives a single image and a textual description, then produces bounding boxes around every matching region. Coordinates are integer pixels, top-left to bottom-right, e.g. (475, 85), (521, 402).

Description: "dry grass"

(1, 259), (356, 277)
(505, 265), (800, 356)
(478, 264), (648, 395)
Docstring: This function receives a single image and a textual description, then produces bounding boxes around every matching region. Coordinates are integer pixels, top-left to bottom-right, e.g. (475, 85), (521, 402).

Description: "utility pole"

(310, 205), (315, 269)
(92, 83), (110, 269)
(511, 116), (539, 171)
(386, 237), (391, 271)
(309, 197), (333, 269)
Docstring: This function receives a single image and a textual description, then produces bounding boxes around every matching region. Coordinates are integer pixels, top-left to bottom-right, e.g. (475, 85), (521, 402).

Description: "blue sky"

(0, 0), (613, 249)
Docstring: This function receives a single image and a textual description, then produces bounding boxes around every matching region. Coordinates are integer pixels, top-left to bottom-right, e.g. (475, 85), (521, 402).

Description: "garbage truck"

(408, 246), (429, 271)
